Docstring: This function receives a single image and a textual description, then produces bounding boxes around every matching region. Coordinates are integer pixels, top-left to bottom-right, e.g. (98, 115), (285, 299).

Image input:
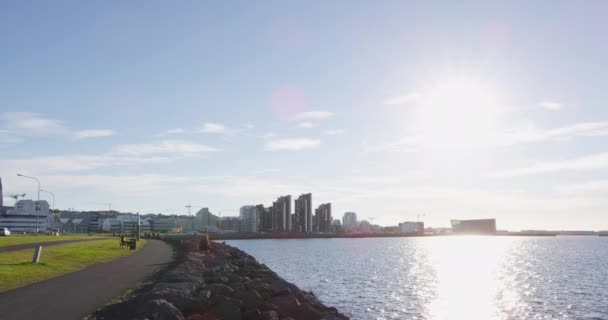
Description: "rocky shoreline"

(92, 236), (349, 320)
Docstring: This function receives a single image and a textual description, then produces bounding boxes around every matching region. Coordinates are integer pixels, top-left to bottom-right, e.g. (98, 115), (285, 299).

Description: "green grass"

(0, 233), (110, 247)
(0, 239), (146, 292)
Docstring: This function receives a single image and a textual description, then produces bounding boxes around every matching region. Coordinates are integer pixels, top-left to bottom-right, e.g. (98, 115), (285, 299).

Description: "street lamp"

(40, 189), (55, 210)
(17, 173), (41, 235)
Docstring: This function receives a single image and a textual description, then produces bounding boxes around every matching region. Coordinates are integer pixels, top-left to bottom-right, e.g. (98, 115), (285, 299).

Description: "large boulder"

(239, 289), (263, 311)
(214, 297), (242, 320)
(208, 283), (235, 297)
(137, 299), (185, 320)
(260, 311), (280, 320)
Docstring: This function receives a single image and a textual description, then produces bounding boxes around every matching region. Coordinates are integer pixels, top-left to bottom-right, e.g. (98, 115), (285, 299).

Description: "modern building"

(342, 212), (357, 229)
(150, 216), (178, 233)
(451, 219), (496, 234)
(398, 221), (424, 235)
(272, 195), (292, 232)
(294, 193), (312, 233)
(196, 208), (218, 229)
(217, 216), (240, 232)
(0, 199), (53, 233)
(239, 205), (257, 233)
(257, 204), (272, 232)
(102, 214), (150, 234)
(331, 219), (342, 232)
(314, 203), (332, 232)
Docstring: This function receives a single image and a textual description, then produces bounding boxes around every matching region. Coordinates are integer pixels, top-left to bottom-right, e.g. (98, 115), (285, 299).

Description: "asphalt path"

(0, 239), (173, 320)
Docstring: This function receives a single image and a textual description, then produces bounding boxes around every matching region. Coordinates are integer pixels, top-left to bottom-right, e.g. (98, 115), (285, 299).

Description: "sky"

(1, 1), (607, 230)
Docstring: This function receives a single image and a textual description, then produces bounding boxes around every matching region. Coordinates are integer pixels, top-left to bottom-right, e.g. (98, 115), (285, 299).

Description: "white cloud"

(538, 101), (562, 111)
(367, 121), (608, 153)
(73, 129), (116, 140)
(0, 154), (171, 174)
(326, 129), (345, 135)
(554, 180), (608, 195)
(362, 136), (420, 153)
(498, 121), (608, 146)
(114, 140), (220, 156)
(383, 92), (422, 105)
(199, 123), (226, 133)
(166, 128), (186, 134)
(294, 111), (334, 120)
(38, 174), (192, 196)
(495, 152), (608, 177)
(298, 122), (316, 128)
(1, 112), (67, 135)
(265, 138), (320, 151)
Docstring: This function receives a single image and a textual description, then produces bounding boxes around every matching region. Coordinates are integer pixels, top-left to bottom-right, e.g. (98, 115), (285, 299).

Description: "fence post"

(32, 245), (42, 263)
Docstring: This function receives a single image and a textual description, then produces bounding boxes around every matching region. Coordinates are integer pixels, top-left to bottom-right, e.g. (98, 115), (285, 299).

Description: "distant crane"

(417, 213), (426, 222)
(8, 193), (26, 201)
(185, 205), (192, 215)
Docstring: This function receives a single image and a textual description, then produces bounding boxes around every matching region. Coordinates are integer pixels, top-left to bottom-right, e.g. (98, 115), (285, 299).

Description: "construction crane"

(185, 205), (192, 215)
(9, 193), (26, 201)
(417, 213), (426, 222)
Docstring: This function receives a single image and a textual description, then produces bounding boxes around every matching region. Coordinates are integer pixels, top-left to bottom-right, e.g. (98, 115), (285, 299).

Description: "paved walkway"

(0, 237), (107, 253)
(0, 239), (173, 320)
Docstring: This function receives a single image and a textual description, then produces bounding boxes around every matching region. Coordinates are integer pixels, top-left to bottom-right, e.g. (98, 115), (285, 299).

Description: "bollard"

(32, 245), (42, 263)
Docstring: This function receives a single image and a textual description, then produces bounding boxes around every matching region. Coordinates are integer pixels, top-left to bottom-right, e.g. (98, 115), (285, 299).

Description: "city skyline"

(2, 2), (608, 230)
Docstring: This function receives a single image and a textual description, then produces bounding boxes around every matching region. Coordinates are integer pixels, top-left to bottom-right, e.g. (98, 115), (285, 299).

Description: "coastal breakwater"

(92, 236), (349, 320)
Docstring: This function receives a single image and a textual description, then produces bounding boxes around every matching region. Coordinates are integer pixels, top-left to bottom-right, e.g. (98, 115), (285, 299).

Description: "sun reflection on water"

(422, 236), (519, 320)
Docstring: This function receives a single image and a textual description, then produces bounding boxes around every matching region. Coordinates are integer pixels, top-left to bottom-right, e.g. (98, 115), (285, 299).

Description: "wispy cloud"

(166, 128), (186, 134)
(114, 140), (220, 156)
(362, 136), (420, 153)
(1, 112), (115, 142)
(1, 112), (67, 135)
(199, 122), (226, 133)
(383, 92), (421, 105)
(498, 121), (608, 146)
(326, 129), (345, 135)
(294, 111), (334, 120)
(366, 121), (608, 153)
(298, 121), (316, 128)
(538, 101), (562, 111)
(554, 180), (608, 195)
(73, 129), (116, 140)
(252, 168), (281, 175)
(495, 152), (608, 177)
(265, 138), (320, 151)
(0, 154), (171, 173)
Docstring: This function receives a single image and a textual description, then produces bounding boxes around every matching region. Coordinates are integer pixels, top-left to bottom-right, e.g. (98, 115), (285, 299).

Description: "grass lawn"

(0, 233), (110, 247)
(0, 238), (146, 292)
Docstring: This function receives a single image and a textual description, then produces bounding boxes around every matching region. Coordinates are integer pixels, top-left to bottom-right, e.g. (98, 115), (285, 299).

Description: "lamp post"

(40, 189), (55, 232)
(40, 189), (55, 210)
(17, 174), (41, 235)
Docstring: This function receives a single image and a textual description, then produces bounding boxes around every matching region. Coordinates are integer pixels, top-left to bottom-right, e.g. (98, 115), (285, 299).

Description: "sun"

(412, 76), (504, 150)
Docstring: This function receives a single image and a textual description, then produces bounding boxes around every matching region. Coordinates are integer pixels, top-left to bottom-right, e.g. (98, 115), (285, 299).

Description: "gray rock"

(215, 297), (242, 320)
(260, 310), (280, 320)
(240, 289), (263, 311)
(138, 299), (185, 320)
(208, 283), (235, 296)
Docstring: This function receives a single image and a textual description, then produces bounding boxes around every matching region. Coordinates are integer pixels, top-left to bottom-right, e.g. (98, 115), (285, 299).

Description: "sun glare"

(413, 77), (504, 150)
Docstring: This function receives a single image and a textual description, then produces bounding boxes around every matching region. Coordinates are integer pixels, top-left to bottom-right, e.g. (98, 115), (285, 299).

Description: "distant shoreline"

(206, 231), (590, 241)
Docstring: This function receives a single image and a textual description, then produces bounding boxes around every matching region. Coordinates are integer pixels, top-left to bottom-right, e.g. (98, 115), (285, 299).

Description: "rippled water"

(226, 236), (608, 320)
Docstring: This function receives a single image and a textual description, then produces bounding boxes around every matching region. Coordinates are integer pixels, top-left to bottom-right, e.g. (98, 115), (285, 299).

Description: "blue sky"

(1, 1), (607, 230)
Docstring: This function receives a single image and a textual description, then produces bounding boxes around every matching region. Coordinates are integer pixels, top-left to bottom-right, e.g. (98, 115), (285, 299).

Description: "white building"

(101, 214), (150, 234)
(398, 221), (424, 234)
(239, 205), (257, 233)
(342, 212), (357, 229)
(0, 199), (53, 233)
